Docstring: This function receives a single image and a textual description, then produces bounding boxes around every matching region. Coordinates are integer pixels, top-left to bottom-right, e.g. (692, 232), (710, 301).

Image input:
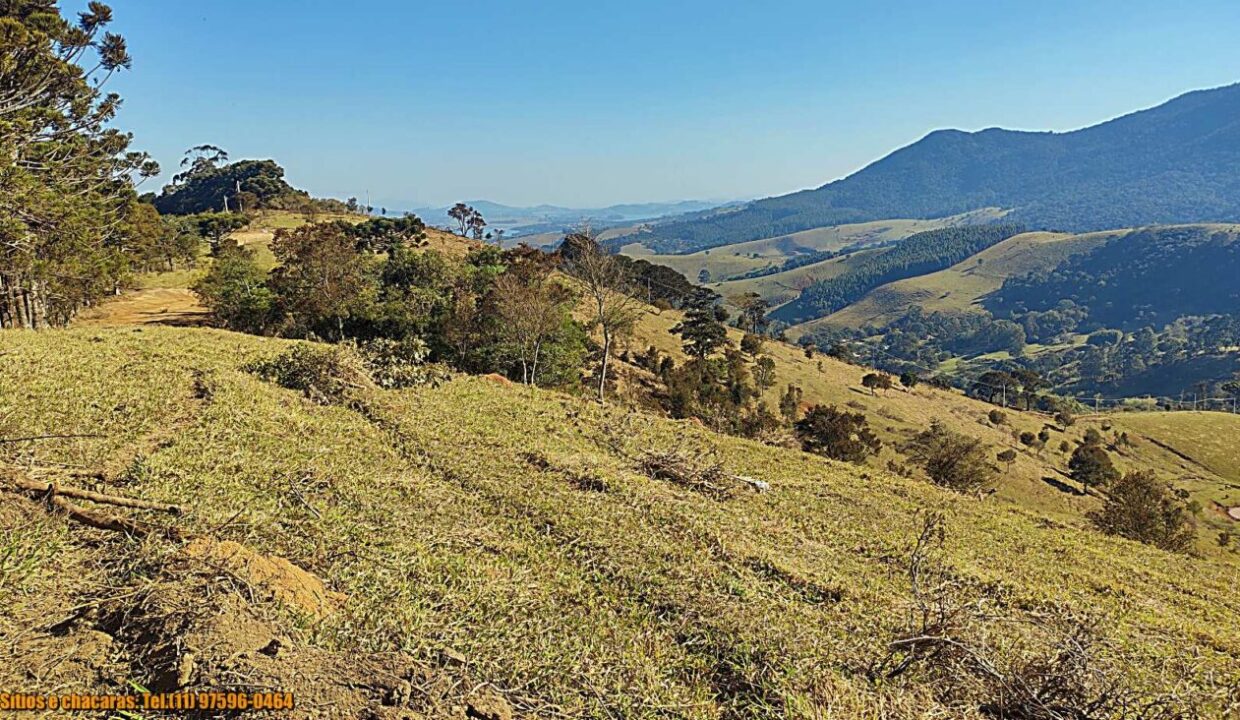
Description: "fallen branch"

(1, 472), (183, 515)
(727, 474), (770, 493)
(45, 494), (179, 539)
(1, 468), (185, 540)
(0, 433), (106, 444)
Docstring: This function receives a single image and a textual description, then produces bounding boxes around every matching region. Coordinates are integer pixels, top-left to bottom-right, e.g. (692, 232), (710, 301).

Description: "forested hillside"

(797, 225), (1240, 401)
(152, 146), (314, 215)
(986, 225), (1240, 328)
(771, 225), (1022, 324)
(624, 83), (1240, 254)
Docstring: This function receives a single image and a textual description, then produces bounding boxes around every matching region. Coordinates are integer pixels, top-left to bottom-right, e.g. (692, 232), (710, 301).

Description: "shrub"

(1069, 443), (1119, 491)
(997, 448), (1017, 469)
(988, 409), (1006, 425)
(904, 421), (996, 493)
(1055, 410), (1075, 427)
(1091, 471), (1194, 553)
(740, 333), (765, 355)
(899, 371), (920, 389)
(357, 337), (448, 389)
(248, 343), (374, 404)
(795, 405), (882, 464)
(1019, 431), (1036, 446)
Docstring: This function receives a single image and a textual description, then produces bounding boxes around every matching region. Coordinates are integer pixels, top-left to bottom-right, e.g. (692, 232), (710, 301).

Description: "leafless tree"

(564, 228), (642, 403)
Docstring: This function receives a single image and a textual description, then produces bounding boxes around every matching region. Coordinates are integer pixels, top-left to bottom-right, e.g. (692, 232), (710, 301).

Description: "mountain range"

(620, 83), (1240, 254)
(408, 198), (740, 237)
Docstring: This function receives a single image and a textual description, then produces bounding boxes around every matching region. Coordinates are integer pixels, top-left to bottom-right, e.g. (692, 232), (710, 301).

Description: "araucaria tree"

(672, 294), (729, 359)
(563, 230), (641, 402)
(0, 2), (159, 327)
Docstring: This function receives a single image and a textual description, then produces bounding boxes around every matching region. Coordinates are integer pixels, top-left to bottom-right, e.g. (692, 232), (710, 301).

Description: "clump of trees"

(154, 146), (310, 215)
(862, 372), (894, 396)
(195, 220), (590, 390)
(0, 2), (162, 328)
(795, 405), (881, 463)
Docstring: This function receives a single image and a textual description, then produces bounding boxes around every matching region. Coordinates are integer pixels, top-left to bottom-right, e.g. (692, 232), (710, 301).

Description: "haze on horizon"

(109, 0), (1240, 210)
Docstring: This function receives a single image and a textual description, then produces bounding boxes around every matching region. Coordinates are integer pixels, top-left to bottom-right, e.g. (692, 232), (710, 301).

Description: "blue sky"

(106, 0), (1240, 209)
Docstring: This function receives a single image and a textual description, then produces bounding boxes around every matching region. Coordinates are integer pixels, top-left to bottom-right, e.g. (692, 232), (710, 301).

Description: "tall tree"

(267, 222), (377, 340)
(448, 202), (487, 239)
(563, 229), (641, 403)
(672, 296), (729, 359)
(492, 262), (576, 386)
(732, 292), (769, 335)
(0, 1), (159, 328)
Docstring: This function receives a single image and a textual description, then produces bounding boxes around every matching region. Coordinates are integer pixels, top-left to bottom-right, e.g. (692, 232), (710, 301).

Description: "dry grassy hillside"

(1, 326), (1238, 719)
(623, 305), (1240, 549)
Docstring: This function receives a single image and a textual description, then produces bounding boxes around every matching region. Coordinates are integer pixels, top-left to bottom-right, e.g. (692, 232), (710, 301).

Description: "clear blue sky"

(105, 0), (1240, 210)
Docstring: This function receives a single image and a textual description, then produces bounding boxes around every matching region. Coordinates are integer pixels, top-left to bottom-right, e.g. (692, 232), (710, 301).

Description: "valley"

(4, 4), (1240, 717)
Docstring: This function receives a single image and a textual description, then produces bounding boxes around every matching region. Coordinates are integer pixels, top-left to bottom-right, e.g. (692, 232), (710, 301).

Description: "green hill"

(769, 225), (1024, 325)
(1, 326), (1238, 718)
(793, 230), (1122, 333)
(619, 83), (1240, 255)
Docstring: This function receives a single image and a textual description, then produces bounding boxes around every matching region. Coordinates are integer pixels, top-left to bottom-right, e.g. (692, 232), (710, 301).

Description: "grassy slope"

(790, 230), (1121, 335)
(617, 212), (1000, 285)
(711, 248), (881, 308)
(625, 308), (1240, 544)
(1, 326), (1237, 718)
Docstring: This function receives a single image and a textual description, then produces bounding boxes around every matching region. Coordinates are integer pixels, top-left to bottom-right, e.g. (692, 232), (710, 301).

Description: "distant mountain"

(407, 199), (740, 237)
(624, 83), (1240, 254)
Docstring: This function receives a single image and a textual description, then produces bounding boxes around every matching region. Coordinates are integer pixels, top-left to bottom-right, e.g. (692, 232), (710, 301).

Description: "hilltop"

(618, 83), (1240, 254)
(2, 326), (1238, 719)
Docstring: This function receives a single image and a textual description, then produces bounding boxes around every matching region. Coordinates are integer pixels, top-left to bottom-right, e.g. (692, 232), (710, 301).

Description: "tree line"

(770, 225), (1023, 325)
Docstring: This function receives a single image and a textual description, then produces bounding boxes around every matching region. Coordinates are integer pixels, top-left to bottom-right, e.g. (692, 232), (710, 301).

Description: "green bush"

(357, 337), (449, 389)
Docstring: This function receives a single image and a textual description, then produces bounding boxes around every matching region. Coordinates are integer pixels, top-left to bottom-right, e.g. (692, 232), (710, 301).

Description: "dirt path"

(75, 288), (207, 327)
